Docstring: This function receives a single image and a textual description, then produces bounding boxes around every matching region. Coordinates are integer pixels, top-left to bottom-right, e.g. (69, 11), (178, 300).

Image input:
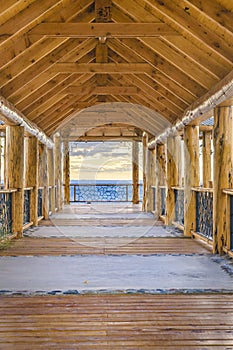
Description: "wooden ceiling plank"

(16, 44), (94, 110)
(108, 38), (202, 103)
(140, 37), (219, 88)
(161, 35), (232, 79)
(11, 39), (95, 103)
(0, 0), (34, 25)
(0, 37), (70, 88)
(27, 75), (96, 119)
(141, 0), (233, 63)
(66, 85), (139, 95)
(107, 40), (195, 105)
(187, 0), (233, 34)
(28, 22), (179, 37)
(34, 91), (95, 126)
(16, 73), (72, 111)
(111, 37), (206, 98)
(113, 0), (232, 66)
(2, 39), (96, 100)
(44, 97), (97, 134)
(108, 53), (182, 117)
(0, 0), (62, 45)
(0, 0), (94, 69)
(53, 62), (152, 74)
(108, 49), (188, 110)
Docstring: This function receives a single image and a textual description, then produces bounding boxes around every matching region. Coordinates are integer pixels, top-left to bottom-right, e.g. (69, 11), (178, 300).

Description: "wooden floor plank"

(0, 237), (211, 256)
(0, 295), (232, 349)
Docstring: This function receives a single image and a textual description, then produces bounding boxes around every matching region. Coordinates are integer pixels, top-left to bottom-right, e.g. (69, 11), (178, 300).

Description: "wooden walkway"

(0, 204), (232, 349)
(0, 237), (211, 256)
(1, 294), (233, 349)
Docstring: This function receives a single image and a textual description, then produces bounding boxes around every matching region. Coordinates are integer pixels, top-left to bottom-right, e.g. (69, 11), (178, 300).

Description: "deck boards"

(0, 204), (231, 348)
(0, 294), (233, 349)
(0, 237), (211, 256)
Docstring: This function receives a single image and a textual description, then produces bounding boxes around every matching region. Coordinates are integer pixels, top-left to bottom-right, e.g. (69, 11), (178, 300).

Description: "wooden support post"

(48, 148), (55, 213)
(63, 141), (70, 204)
(5, 126), (24, 238)
(39, 144), (49, 219)
(202, 130), (212, 188)
(184, 125), (200, 236)
(165, 135), (179, 225)
(25, 136), (38, 226)
(54, 134), (62, 211)
(155, 143), (166, 219)
(132, 140), (139, 204)
(213, 102), (233, 254)
(147, 148), (156, 213)
(142, 134), (148, 211)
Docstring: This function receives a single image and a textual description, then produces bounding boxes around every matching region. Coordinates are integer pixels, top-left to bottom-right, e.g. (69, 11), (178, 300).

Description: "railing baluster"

(193, 188), (213, 240)
(69, 183), (142, 203)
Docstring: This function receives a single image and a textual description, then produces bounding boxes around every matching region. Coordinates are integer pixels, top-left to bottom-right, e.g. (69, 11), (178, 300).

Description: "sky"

(69, 141), (143, 181)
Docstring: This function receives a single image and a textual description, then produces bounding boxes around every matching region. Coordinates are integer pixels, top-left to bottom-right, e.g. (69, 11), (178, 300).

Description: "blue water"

(70, 180), (143, 202)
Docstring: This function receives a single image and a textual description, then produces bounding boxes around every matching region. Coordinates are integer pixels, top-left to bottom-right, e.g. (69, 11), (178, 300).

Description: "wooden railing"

(23, 187), (33, 229)
(192, 187), (213, 243)
(70, 183), (143, 203)
(172, 187), (184, 228)
(223, 189), (233, 257)
(0, 189), (16, 240)
(38, 187), (44, 220)
(158, 186), (166, 219)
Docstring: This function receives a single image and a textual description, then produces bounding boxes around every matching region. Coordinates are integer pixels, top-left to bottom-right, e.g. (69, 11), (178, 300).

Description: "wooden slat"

(28, 22), (179, 37)
(0, 237), (211, 256)
(66, 85), (139, 95)
(0, 294), (232, 349)
(53, 63), (152, 74)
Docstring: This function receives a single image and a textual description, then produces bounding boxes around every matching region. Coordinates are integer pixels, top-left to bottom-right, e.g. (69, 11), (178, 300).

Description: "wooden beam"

(213, 102), (233, 254)
(155, 143), (166, 219)
(0, 95), (53, 148)
(63, 141), (70, 205)
(72, 135), (142, 142)
(132, 141), (139, 204)
(54, 63), (152, 73)
(54, 134), (62, 211)
(184, 125), (200, 237)
(165, 135), (179, 225)
(66, 86), (139, 95)
(29, 23), (178, 37)
(202, 130), (212, 188)
(142, 133), (148, 211)
(25, 136), (39, 226)
(95, 0), (112, 22)
(5, 126), (25, 238)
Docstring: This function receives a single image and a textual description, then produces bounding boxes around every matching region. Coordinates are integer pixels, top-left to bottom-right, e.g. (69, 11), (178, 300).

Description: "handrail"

(192, 187), (213, 193)
(0, 189), (17, 193)
(223, 189), (233, 195)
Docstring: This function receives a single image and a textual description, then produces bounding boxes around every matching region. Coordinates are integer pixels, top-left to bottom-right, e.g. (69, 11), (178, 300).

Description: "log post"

(5, 126), (24, 238)
(54, 134), (62, 211)
(155, 143), (166, 219)
(39, 144), (49, 219)
(63, 141), (70, 204)
(165, 135), (179, 225)
(147, 148), (156, 212)
(213, 101), (233, 254)
(48, 148), (55, 213)
(184, 125), (200, 236)
(25, 136), (39, 226)
(142, 134), (148, 211)
(202, 130), (212, 188)
(132, 140), (139, 204)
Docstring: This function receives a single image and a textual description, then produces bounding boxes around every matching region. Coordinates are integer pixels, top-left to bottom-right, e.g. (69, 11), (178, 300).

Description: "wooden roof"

(0, 0), (232, 140)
